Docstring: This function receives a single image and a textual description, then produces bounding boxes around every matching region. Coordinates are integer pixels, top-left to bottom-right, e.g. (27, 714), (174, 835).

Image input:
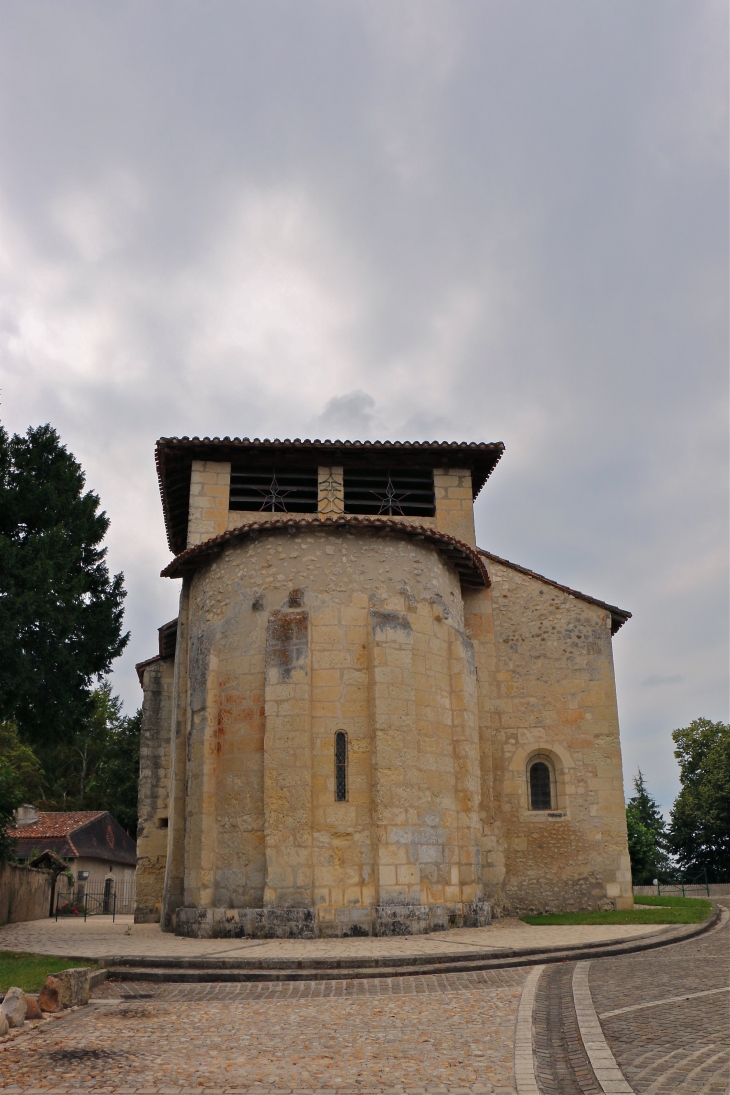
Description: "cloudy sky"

(0, 1), (726, 814)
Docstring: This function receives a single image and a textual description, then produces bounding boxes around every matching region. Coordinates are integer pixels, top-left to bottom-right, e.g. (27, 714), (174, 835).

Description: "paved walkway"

(0, 908), (726, 1094)
(0, 914), (672, 964)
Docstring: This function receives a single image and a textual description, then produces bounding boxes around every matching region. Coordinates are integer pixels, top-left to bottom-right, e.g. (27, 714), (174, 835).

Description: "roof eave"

(155, 437), (505, 555)
(161, 515), (490, 591)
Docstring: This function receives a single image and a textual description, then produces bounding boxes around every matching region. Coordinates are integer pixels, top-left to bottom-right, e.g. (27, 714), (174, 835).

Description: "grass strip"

(0, 950), (99, 994)
(521, 896), (712, 926)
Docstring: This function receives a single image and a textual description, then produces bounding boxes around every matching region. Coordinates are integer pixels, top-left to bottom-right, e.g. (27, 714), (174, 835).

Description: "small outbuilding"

(11, 808), (137, 893)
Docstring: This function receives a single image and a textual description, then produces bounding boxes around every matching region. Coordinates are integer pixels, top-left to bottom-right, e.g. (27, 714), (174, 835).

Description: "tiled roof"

(479, 550), (631, 634)
(161, 514), (490, 590)
(155, 436), (505, 554)
(11, 811), (137, 866)
(9, 812), (104, 840)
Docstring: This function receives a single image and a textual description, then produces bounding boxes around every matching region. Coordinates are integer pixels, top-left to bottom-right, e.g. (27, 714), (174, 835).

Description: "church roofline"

(478, 549), (631, 634)
(155, 436), (504, 555)
(135, 654), (163, 686)
(160, 514), (490, 590)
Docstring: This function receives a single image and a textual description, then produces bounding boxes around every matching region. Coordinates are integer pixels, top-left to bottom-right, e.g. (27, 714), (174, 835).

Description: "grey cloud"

(0, 0), (726, 813)
(641, 675), (685, 688)
(313, 391), (376, 440)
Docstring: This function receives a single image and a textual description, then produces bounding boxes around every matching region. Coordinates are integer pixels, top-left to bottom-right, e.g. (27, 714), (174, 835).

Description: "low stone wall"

(175, 901), (491, 939)
(0, 862), (52, 924)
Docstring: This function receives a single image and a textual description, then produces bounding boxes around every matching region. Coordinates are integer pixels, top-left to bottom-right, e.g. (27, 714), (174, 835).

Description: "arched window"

(529, 761), (552, 811)
(335, 731), (347, 801)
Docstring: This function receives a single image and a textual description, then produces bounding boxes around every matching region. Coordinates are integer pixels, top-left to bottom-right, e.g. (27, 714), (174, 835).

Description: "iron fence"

(54, 878), (136, 921)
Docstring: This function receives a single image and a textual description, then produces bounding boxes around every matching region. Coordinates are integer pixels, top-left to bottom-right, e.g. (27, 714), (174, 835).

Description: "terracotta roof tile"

(155, 436), (505, 554)
(160, 514), (489, 590)
(8, 811), (105, 840)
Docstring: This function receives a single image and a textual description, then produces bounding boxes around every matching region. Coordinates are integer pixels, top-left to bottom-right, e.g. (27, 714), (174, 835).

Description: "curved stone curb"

(573, 961), (634, 1093)
(94, 906), (722, 976)
(514, 964), (544, 1095)
(97, 906), (722, 983)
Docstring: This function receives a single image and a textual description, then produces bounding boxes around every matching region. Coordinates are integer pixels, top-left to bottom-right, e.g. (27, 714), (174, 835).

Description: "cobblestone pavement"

(0, 967), (528, 1094)
(0, 907), (725, 1095)
(590, 907), (730, 1094)
(0, 914), (669, 964)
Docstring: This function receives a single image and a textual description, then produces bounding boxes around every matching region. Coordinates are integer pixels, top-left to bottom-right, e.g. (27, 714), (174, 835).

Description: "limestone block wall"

(161, 585), (191, 928)
(161, 522), (485, 934)
(190, 463), (477, 547)
(433, 468), (476, 547)
(473, 558), (632, 914)
(318, 466), (345, 515)
(188, 460), (231, 548)
(135, 655), (175, 922)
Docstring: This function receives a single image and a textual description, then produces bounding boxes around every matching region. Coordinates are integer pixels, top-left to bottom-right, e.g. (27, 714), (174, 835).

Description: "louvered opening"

(229, 466), (318, 513)
(343, 468), (434, 517)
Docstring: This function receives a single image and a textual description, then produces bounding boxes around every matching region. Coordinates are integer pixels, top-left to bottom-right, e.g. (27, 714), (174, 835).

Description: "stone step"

(105, 957), (515, 982)
(103, 944), (629, 983)
(106, 949), (505, 972)
(101, 913), (722, 985)
(104, 928), (661, 974)
(99, 909), (721, 986)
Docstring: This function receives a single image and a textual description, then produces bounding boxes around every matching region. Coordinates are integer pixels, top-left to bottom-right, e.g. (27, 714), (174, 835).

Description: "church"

(135, 436), (634, 937)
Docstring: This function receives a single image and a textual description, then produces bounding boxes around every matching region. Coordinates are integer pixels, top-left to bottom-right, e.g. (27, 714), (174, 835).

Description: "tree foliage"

(0, 686), (142, 839)
(0, 756), (23, 863)
(625, 770), (670, 884)
(668, 718), (730, 883)
(34, 685), (140, 837)
(0, 721), (44, 804)
(0, 423), (128, 747)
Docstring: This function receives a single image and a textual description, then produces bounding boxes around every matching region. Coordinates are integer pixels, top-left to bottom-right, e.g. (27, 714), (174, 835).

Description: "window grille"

(529, 761), (552, 811)
(229, 466), (318, 513)
(335, 731), (347, 801)
(343, 468), (435, 517)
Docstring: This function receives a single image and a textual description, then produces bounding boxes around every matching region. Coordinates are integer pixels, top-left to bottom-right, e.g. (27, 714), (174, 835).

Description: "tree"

(0, 756), (23, 862)
(31, 683), (142, 837)
(626, 803), (658, 884)
(625, 770), (670, 884)
(90, 706), (142, 836)
(668, 718), (730, 883)
(0, 721), (44, 803)
(0, 423), (128, 746)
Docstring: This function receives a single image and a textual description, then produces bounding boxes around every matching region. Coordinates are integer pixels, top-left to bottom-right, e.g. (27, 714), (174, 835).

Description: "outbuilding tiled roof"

(10, 811), (137, 866)
(12, 811), (104, 839)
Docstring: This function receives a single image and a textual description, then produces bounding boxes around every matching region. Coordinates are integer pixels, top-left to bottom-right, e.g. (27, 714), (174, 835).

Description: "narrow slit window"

(335, 731), (347, 802)
(529, 761), (552, 811)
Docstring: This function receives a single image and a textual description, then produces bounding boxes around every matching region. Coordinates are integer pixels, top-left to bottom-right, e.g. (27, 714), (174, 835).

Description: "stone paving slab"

(0, 914), (672, 965)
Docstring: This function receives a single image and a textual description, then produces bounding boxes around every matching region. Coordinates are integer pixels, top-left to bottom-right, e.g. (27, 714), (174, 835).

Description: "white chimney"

(14, 804), (39, 827)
